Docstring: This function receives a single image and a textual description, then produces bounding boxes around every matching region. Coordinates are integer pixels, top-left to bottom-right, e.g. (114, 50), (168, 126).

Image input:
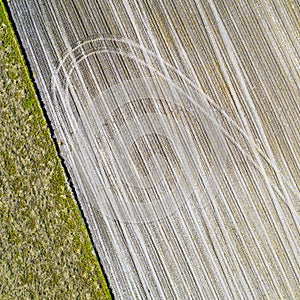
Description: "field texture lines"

(7, 0), (300, 299)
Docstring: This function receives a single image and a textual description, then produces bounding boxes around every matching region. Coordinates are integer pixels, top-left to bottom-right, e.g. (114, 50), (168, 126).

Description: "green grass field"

(0, 1), (111, 299)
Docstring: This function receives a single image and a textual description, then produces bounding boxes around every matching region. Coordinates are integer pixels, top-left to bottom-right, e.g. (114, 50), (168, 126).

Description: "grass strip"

(0, 1), (111, 299)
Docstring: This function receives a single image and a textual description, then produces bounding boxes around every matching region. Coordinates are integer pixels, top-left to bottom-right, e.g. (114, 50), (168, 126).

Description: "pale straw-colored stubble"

(50, 38), (244, 299)
(55, 37), (299, 298)
(51, 36), (296, 299)
(52, 52), (228, 222)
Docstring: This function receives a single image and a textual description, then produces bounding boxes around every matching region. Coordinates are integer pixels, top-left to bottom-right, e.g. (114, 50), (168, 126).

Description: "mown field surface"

(0, 1), (111, 299)
(7, 0), (300, 299)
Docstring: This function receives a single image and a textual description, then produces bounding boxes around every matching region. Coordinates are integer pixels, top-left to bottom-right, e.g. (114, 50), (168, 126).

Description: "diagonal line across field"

(0, 1), (111, 298)
(7, 0), (300, 299)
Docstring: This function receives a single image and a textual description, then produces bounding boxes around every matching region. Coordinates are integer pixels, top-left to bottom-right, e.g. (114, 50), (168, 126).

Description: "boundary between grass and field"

(1, 0), (113, 298)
